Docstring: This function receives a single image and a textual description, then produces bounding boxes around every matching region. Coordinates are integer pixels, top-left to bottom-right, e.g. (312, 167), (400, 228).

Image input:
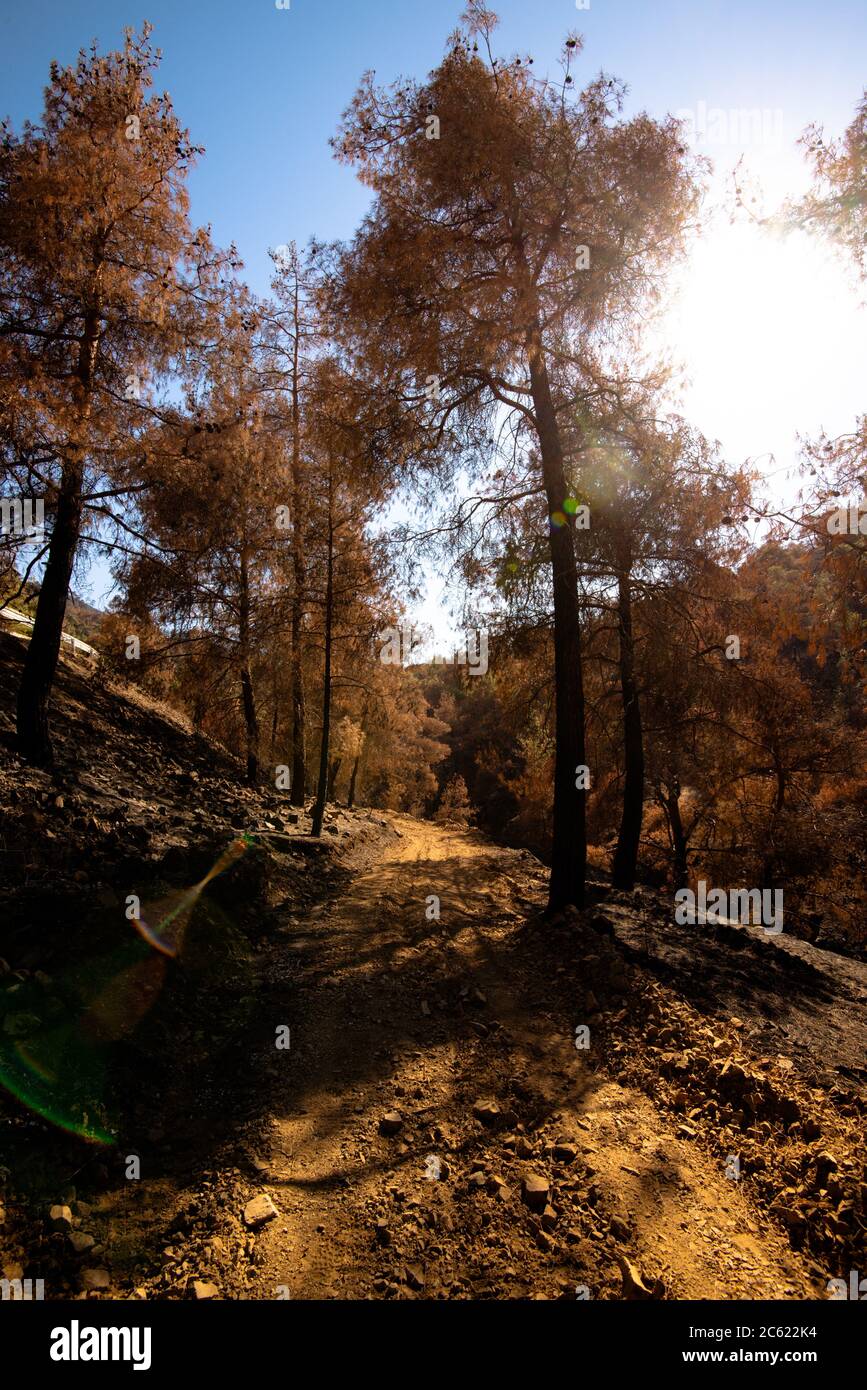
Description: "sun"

(658, 216), (867, 498)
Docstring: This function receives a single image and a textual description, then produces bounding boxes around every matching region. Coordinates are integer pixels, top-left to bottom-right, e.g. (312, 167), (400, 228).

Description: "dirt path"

(230, 816), (825, 1301)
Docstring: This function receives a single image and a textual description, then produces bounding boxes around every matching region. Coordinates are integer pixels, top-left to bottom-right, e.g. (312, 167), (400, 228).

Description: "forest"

(0, 0), (865, 1342)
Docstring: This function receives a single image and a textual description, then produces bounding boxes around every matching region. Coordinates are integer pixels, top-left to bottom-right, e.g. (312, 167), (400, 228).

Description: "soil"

(1, 635), (864, 1301)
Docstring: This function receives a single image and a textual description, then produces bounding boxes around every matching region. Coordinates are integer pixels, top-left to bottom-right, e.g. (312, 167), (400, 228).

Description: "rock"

(617, 1255), (656, 1300)
(553, 1142), (577, 1164)
(521, 1175), (550, 1211)
(242, 1194), (278, 1229)
(49, 1204), (74, 1228)
(541, 1204), (558, 1232)
(192, 1280), (220, 1300)
(405, 1263), (425, 1290)
(374, 1219), (391, 1247)
(677, 1124), (697, 1139)
(68, 1231), (95, 1255)
(81, 1268), (111, 1291)
(535, 1229), (554, 1252)
(379, 1112), (403, 1136)
(515, 1136), (534, 1159)
(472, 1098), (500, 1125)
(608, 1216), (630, 1242)
(720, 1059), (748, 1090)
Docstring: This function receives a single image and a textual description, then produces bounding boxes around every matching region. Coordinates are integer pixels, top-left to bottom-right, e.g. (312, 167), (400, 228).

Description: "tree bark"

(16, 308), (100, 765)
(612, 560), (645, 889)
(664, 781), (689, 891)
(347, 700), (369, 810)
(347, 754), (361, 809)
(16, 462), (83, 764)
(289, 277), (307, 807)
(238, 547), (260, 785)
(311, 509), (334, 838)
(327, 756), (341, 802)
(526, 325), (587, 912)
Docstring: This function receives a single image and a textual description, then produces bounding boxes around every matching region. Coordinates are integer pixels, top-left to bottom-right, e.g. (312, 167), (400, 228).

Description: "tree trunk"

(290, 605), (306, 805)
(612, 561), (645, 890)
(240, 666), (260, 785)
(347, 753), (361, 809)
(16, 462), (83, 764)
(289, 279), (307, 807)
(311, 512), (334, 838)
(269, 685), (279, 766)
(238, 548), (260, 785)
(17, 309), (100, 765)
(347, 700), (369, 810)
(526, 325), (587, 912)
(665, 781), (689, 891)
(327, 756), (341, 802)
(760, 747), (786, 889)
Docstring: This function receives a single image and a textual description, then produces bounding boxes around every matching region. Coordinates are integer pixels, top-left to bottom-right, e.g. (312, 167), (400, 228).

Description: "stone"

(81, 1268), (111, 1291)
(608, 1216), (630, 1242)
(720, 1060), (748, 1090)
(68, 1231), (95, 1255)
(541, 1204), (558, 1232)
(379, 1112), (403, 1136)
(521, 1175), (550, 1211)
(472, 1098), (500, 1125)
(242, 1194), (278, 1229)
(49, 1204), (74, 1228)
(192, 1280), (220, 1300)
(617, 1255), (655, 1300)
(553, 1142), (577, 1163)
(405, 1263), (425, 1290)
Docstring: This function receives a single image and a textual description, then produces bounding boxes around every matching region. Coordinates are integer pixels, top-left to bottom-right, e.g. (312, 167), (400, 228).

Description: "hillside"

(1, 630), (864, 1303)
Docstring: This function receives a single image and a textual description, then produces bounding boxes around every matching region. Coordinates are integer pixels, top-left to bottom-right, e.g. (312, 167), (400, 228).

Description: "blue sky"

(2, 0), (866, 622)
(3, 0), (865, 298)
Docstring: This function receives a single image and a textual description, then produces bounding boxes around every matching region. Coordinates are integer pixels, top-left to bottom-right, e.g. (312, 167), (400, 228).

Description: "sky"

(2, 0), (866, 626)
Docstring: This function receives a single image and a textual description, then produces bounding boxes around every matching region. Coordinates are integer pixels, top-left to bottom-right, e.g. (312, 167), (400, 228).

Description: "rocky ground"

(0, 631), (865, 1300)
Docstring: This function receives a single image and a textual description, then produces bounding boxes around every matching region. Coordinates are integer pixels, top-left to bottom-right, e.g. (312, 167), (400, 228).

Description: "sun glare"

(660, 218), (867, 496)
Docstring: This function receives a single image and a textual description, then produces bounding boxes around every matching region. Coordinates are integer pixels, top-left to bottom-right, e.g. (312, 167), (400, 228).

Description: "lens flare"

(0, 834), (256, 1143)
(133, 834), (254, 958)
